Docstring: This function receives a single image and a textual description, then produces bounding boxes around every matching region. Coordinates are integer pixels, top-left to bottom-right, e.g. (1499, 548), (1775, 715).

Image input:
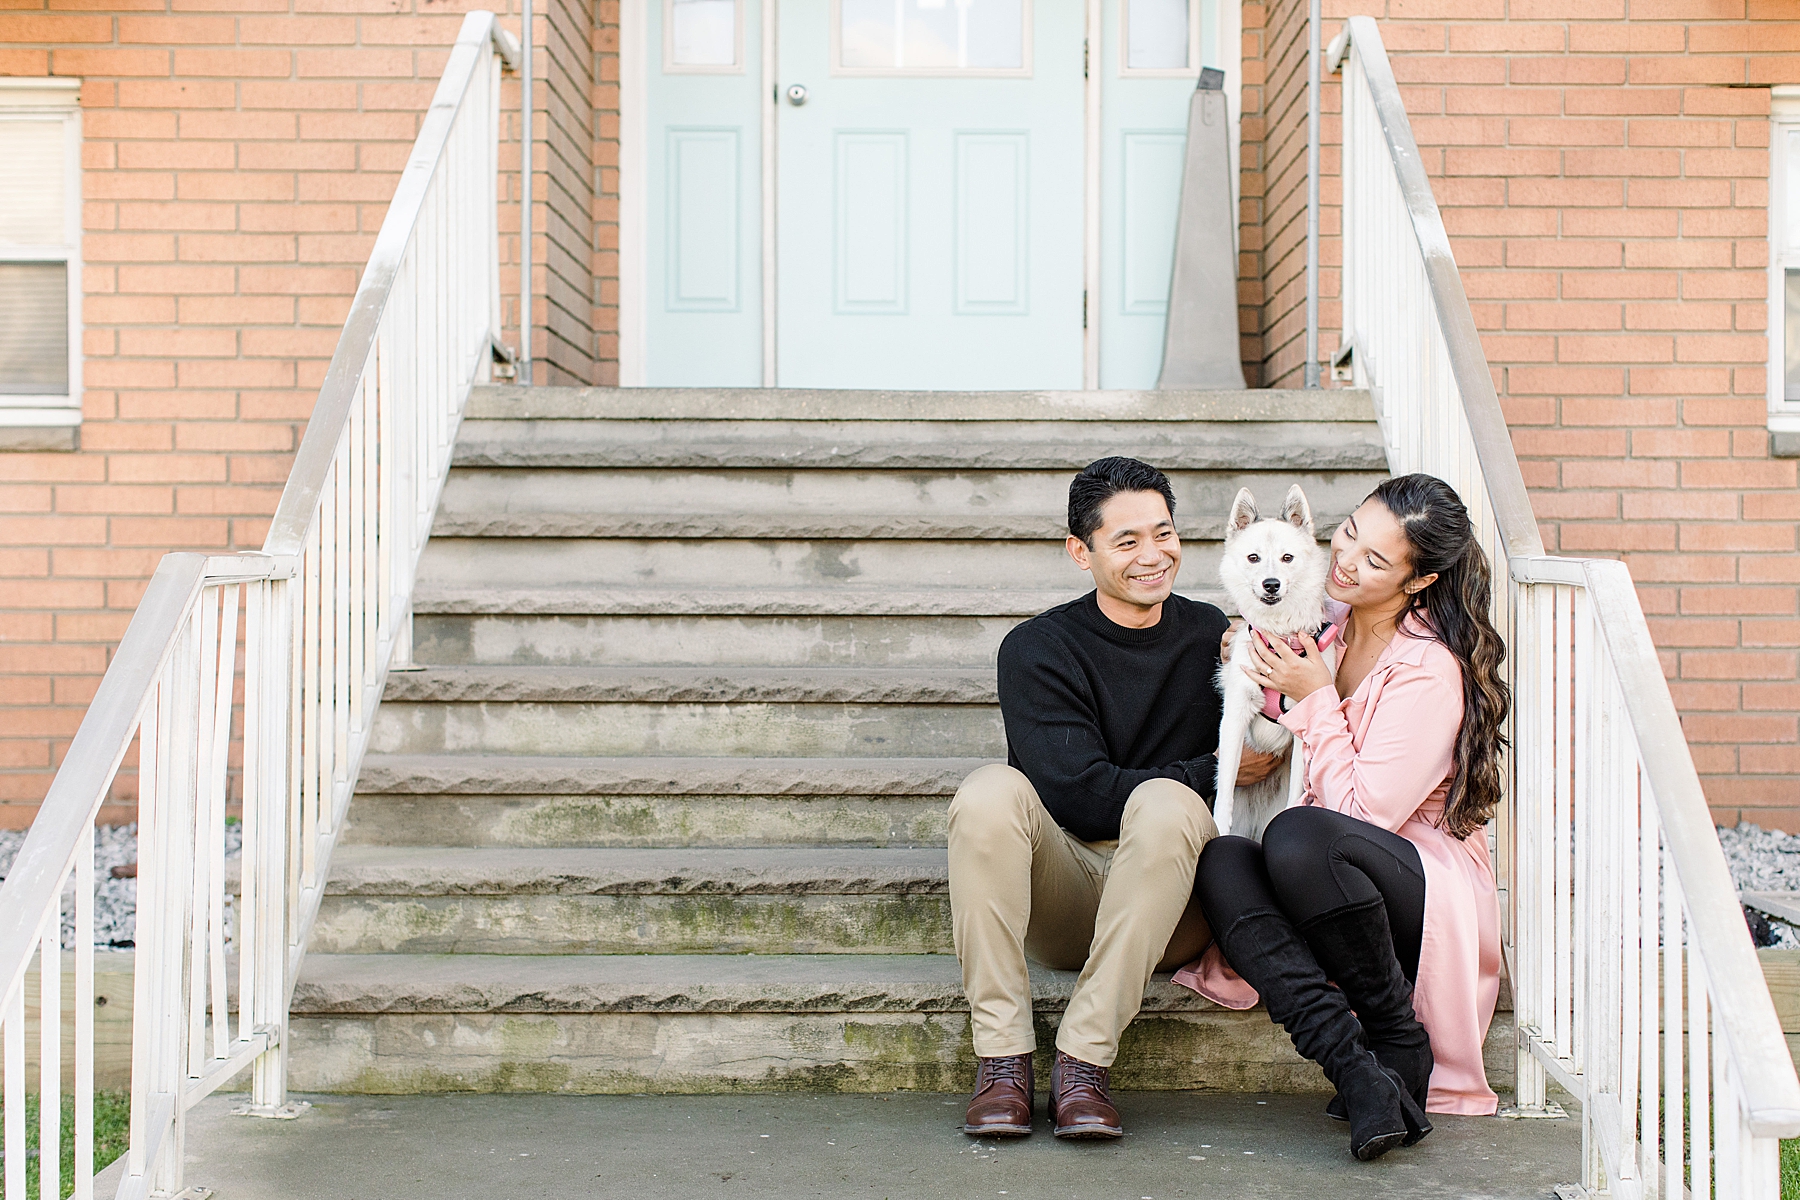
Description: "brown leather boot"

(963, 1053), (1034, 1137)
(1049, 1050), (1122, 1139)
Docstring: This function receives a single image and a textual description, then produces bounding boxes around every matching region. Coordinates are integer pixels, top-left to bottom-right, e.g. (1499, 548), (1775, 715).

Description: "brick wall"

(1238, 0), (1342, 389)
(1247, 0), (1800, 829)
(0, 2), (609, 825)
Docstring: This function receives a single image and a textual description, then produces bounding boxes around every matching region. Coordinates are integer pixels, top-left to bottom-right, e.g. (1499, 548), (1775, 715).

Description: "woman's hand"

(1245, 630), (1335, 704)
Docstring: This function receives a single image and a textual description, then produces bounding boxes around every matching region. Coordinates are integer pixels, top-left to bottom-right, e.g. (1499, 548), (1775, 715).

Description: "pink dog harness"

(1252, 621), (1342, 720)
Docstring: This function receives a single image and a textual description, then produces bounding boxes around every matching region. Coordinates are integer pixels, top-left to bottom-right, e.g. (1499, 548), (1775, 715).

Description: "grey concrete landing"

(168, 1090), (1581, 1200)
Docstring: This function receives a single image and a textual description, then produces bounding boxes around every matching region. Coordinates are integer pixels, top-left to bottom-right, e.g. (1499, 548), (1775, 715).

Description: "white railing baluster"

(5, 975), (23, 1200)
(40, 898), (61, 1200)
(1335, 14), (1800, 1195)
(0, 15), (512, 1195)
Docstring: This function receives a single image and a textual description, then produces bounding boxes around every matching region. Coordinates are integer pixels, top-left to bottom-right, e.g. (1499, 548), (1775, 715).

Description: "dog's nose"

(1261, 577), (1281, 594)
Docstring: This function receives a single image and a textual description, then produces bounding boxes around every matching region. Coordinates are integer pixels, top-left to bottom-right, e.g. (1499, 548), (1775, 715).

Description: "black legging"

(1196, 806), (1426, 981)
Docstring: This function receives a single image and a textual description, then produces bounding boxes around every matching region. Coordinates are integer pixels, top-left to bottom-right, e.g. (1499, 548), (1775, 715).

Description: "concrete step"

(355, 754), (985, 796)
(368, 699), (1002, 759)
(286, 951), (1324, 1094)
(340, 789), (951, 849)
(309, 847), (953, 956)
(381, 666), (997, 705)
(410, 584), (1229, 617)
(410, 612), (1023, 669)
(430, 467), (1383, 541)
(453, 386), (1384, 473)
(414, 537), (1229, 595)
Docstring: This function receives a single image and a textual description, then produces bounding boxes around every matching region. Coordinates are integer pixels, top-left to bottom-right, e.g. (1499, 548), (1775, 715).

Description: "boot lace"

(1058, 1054), (1108, 1090)
(979, 1055), (1029, 1088)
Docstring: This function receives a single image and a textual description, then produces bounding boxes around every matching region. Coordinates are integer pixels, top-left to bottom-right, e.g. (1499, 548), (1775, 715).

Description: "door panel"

(834, 132), (908, 313)
(666, 128), (742, 310)
(645, 0), (764, 384)
(955, 133), (1028, 314)
(776, 0), (1083, 389)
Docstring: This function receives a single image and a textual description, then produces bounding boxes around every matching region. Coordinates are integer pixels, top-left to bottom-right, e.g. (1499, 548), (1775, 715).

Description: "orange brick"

(1649, 617), (1740, 648)
(1681, 458), (1799, 487)
(1681, 650), (1798, 681)
(1679, 523), (1796, 553)
(1681, 585), (1797, 614)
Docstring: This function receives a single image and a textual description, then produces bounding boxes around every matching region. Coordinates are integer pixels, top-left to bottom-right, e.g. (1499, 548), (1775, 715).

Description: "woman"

(1174, 474), (1509, 1162)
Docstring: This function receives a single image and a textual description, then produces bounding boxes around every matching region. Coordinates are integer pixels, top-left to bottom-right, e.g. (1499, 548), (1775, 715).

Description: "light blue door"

(1099, 0), (1222, 387)
(775, 0), (1084, 389)
(645, 0), (765, 385)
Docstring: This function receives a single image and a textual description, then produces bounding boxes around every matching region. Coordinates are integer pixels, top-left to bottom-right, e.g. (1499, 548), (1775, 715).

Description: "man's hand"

(1236, 744), (1288, 786)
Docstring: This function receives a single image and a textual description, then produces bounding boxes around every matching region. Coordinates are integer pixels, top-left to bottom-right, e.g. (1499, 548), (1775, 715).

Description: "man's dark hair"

(1068, 457), (1177, 547)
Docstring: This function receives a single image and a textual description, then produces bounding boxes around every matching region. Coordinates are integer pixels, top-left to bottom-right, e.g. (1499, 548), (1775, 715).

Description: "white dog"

(1211, 485), (1341, 840)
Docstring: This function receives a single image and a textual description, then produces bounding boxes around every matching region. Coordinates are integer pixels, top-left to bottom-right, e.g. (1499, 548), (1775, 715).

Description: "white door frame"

(616, 0), (1240, 389)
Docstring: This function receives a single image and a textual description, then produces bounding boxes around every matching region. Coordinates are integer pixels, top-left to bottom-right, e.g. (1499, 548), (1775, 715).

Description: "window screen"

(0, 263), (69, 394)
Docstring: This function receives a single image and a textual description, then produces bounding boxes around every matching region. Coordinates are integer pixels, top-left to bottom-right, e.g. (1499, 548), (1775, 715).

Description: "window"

(1770, 87), (1800, 444)
(835, 0), (1029, 75)
(665, 0), (742, 73)
(0, 78), (80, 446)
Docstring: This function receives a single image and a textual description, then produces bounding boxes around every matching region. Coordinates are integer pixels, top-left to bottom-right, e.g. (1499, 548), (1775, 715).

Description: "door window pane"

(1126, 0), (1189, 70)
(671, 0), (736, 67)
(0, 262), (69, 395)
(840, 0), (1025, 71)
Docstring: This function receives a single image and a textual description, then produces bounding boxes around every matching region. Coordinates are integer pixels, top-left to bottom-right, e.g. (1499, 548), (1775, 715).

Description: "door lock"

(785, 83), (808, 106)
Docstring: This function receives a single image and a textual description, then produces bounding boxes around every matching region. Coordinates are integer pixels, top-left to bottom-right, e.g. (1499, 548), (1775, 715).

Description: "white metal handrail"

(1336, 15), (1800, 1197)
(0, 14), (510, 1197)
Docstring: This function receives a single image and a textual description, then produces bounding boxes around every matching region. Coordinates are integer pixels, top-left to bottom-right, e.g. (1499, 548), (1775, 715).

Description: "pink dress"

(1174, 603), (1502, 1116)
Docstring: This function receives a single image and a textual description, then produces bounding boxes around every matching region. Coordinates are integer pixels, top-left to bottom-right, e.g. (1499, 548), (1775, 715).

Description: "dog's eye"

(1281, 554), (1294, 563)
(1246, 554), (1260, 563)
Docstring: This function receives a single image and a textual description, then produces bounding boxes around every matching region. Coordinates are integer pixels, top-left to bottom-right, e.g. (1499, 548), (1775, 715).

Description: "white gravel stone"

(0, 821), (241, 951)
(1719, 821), (1800, 949)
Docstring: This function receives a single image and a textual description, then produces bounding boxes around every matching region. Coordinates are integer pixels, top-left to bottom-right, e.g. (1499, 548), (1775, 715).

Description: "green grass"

(1784, 1137), (1800, 1199)
(0, 1090), (130, 1199)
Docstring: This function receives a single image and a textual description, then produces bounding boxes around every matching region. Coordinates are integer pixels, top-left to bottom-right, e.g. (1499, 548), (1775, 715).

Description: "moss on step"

(310, 894), (957, 956)
(286, 1010), (1331, 1096)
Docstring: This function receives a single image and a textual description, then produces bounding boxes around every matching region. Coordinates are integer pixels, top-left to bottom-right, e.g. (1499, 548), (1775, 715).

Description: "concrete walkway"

(166, 1089), (1581, 1199)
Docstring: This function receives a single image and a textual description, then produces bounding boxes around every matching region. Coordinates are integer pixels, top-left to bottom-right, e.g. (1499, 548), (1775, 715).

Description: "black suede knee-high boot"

(1217, 908), (1430, 1161)
(1301, 897), (1434, 1121)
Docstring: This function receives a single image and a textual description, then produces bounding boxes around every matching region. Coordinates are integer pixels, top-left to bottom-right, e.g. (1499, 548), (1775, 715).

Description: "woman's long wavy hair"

(1369, 474), (1510, 840)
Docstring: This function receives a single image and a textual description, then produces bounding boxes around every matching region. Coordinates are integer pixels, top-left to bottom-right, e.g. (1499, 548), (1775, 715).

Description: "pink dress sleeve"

(1277, 657), (1463, 833)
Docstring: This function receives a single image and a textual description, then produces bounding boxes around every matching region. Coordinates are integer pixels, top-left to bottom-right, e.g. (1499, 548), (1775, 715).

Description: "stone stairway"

(284, 386), (1393, 1094)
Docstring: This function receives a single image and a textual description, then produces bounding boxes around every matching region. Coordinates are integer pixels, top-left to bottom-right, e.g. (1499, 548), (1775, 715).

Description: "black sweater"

(996, 591), (1229, 842)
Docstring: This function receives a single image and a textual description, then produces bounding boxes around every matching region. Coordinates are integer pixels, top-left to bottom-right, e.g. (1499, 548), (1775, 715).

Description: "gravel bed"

(1719, 821), (1800, 949)
(0, 822), (241, 951)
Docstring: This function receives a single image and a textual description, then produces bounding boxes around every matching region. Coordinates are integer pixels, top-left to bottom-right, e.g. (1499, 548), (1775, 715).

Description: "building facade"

(1, 0), (1797, 828)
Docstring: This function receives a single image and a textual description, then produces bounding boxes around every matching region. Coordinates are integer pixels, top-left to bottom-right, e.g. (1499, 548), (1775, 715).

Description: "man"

(949, 456), (1281, 1140)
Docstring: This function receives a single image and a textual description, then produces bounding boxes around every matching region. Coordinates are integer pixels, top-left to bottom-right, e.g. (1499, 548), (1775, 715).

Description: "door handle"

(785, 83), (808, 106)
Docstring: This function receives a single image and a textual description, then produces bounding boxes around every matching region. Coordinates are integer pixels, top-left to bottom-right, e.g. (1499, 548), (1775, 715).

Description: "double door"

(639, 0), (1229, 389)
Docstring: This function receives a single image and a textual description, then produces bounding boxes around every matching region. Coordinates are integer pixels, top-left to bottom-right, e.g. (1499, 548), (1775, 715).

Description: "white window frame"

(830, 0), (1035, 78)
(0, 78), (82, 439)
(1768, 87), (1800, 434)
(1118, 0), (1206, 78)
(663, 0), (746, 76)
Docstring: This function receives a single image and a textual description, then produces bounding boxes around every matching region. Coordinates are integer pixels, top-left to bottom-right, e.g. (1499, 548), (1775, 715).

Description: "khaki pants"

(947, 763), (1218, 1067)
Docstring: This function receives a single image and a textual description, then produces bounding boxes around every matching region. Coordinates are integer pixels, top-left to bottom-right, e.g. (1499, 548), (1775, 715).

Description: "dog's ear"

(1282, 484), (1315, 537)
(1227, 488), (1258, 537)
